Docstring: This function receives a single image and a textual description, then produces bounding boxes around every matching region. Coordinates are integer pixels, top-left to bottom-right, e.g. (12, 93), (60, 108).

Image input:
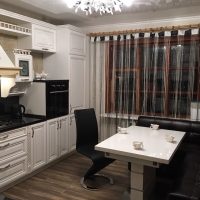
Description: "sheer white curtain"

(89, 29), (200, 140)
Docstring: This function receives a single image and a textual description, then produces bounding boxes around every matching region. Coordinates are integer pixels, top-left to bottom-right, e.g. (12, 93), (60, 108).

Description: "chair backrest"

(74, 108), (99, 149)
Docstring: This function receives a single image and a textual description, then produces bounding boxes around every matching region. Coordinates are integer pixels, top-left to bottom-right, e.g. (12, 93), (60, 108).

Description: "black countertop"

(0, 115), (46, 134)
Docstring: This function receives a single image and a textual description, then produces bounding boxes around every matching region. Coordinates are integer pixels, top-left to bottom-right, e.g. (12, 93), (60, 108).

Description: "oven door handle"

(49, 90), (68, 94)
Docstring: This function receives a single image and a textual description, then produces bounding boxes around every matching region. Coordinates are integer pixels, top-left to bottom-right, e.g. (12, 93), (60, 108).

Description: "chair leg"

(80, 174), (114, 190)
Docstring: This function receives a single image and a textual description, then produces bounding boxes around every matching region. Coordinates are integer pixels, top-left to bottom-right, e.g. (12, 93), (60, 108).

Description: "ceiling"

(0, 0), (200, 27)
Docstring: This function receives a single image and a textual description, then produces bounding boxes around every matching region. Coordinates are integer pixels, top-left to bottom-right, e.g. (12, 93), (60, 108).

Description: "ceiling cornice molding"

(0, 8), (56, 28)
(82, 14), (200, 33)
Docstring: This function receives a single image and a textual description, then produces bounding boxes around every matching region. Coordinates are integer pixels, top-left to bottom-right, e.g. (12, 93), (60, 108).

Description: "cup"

(117, 127), (127, 134)
(133, 141), (143, 150)
(35, 73), (41, 80)
(150, 124), (159, 130)
(165, 135), (175, 143)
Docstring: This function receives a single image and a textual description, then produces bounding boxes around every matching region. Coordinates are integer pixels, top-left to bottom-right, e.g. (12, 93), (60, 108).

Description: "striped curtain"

(89, 29), (200, 140)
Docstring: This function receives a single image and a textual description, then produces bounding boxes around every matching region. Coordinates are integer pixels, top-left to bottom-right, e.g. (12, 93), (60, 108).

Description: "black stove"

(0, 115), (45, 133)
(0, 116), (25, 130)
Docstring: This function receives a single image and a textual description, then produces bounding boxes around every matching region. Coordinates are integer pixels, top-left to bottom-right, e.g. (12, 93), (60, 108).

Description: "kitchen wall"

(0, 33), (43, 74)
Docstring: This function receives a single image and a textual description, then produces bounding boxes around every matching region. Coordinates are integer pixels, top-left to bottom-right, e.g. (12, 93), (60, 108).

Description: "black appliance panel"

(46, 80), (69, 118)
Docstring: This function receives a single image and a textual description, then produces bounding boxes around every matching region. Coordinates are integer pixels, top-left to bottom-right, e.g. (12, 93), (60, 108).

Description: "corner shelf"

(0, 21), (31, 37)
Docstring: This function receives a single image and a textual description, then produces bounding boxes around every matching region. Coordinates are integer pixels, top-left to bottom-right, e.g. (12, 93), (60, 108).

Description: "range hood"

(0, 44), (21, 97)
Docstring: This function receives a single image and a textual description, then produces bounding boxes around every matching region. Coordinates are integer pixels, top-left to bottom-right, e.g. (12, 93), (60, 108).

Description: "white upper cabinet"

(69, 30), (86, 56)
(69, 55), (86, 113)
(32, 24), (56, 52)
(18, 24), (56, 53)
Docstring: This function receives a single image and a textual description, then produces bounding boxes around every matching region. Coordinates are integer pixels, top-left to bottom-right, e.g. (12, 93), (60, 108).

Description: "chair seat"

(77, 145), (106, 162)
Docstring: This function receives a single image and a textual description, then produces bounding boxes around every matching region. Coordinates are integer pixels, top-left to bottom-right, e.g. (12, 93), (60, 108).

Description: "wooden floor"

(3, 153), (130, 200)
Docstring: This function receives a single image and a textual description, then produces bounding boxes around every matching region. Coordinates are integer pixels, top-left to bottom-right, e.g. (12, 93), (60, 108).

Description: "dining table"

(95, 125), (186, 200)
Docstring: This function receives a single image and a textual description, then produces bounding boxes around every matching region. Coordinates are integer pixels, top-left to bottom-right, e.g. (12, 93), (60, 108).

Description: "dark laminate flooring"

(3, 153), (169, 200)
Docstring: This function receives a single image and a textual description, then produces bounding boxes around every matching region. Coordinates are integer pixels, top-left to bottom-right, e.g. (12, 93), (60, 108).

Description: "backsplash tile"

(0, 96), (19, 115)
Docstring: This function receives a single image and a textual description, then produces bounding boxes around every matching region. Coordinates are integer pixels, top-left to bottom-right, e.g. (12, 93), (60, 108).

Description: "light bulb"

(65, 0), (76, 8)
(122, 0), (134, 7)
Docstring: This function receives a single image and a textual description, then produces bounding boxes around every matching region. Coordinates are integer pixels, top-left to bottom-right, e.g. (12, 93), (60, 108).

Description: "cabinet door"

(32, 24), (56, 52)
(31, 122), (46, 171)
(59, 116), (69, 156)
(69, 30), (86, 55)
(69, 115), (76, 152)
(69, 55), (86, 114)
(46, 118), (59, 163)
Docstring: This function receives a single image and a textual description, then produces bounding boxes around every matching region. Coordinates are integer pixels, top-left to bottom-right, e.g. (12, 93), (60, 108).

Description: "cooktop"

(0, 115), (45, 133)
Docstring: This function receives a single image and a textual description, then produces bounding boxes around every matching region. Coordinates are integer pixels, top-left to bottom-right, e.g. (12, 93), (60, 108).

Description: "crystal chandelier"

(65, 0), (134, 15)
(65, 0), (184, 15)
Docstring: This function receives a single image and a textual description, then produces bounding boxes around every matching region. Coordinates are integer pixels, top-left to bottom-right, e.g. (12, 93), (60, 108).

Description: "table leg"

(130, 163), (156, 200)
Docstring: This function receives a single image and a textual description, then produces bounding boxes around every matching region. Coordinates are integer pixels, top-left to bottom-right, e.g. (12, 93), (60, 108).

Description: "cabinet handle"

(42, 48), (49, 51)
(59, 120), (62, 129)
(57, 121), (59, 130)
(0, 143), (10, 150)
(70, 104), (72, 114)
(0, 164), (11, 171)
(32, 128), (34, 138)
(0, 134), (8, 141)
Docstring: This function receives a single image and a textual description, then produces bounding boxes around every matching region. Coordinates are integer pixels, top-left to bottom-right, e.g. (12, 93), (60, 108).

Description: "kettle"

(18, 104), (25, 118)
(12, 104), (25, 119)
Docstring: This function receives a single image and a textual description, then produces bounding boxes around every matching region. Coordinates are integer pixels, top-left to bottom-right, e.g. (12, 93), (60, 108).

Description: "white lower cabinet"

(69, 114), (76, 152)
(47, 115), (69, 163)
(28, 122), (46, 172)
(0, 127), (28, 187)
(59, 116), (69, 156)
(0, 156), (27, 187)
(0, 116), (69, 188)
(46, 118), (59, 162)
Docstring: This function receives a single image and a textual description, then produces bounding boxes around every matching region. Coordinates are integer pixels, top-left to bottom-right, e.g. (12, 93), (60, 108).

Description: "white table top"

(95, 126), (186, 164)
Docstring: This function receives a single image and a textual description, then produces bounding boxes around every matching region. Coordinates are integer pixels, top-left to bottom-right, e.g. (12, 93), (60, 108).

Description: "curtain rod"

(88, 23), (200, 37)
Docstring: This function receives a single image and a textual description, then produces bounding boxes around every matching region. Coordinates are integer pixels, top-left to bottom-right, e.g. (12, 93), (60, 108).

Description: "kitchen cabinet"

(59, 116), (69, 156)
(28, 122), (46, 172)
(0, 127), (28, 187)
(69, 30), (86, 56)
(18, 24), (56, 53)
(46, 115), (69, 163)
(69, 54), (86, 113)
(43, 26), (88, 153)
(0, 156), (27, 188)
(69, 115), (76, 152)
(68, 54), (86, 152)
(46, 118), (59, 162)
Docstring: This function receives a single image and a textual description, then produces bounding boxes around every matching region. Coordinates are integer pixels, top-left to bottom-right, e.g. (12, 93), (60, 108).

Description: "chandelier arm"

(65, 0), (185, 15)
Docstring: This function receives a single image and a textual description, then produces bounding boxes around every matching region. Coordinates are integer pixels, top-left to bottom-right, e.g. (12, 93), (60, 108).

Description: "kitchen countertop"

(0, 115), (46, 134)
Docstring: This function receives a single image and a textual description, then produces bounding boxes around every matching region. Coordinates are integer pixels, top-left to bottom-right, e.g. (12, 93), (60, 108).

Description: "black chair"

(74, 108), (115, 190)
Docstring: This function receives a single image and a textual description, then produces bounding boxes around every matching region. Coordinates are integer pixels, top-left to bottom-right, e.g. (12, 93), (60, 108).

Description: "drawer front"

(0, 127), (27, 143)
(0, 136), (27, 163)
(0, 156), (27, 187)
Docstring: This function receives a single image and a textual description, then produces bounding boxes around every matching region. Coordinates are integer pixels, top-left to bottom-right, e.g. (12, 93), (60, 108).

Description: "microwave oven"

(14, 49), (33, 82)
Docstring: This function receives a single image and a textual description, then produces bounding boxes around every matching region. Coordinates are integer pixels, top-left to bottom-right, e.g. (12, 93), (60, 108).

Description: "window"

(105, 34), (200, 119)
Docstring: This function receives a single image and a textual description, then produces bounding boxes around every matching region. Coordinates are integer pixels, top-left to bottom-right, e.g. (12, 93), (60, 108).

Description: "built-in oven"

(20, 80), (69, 119)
